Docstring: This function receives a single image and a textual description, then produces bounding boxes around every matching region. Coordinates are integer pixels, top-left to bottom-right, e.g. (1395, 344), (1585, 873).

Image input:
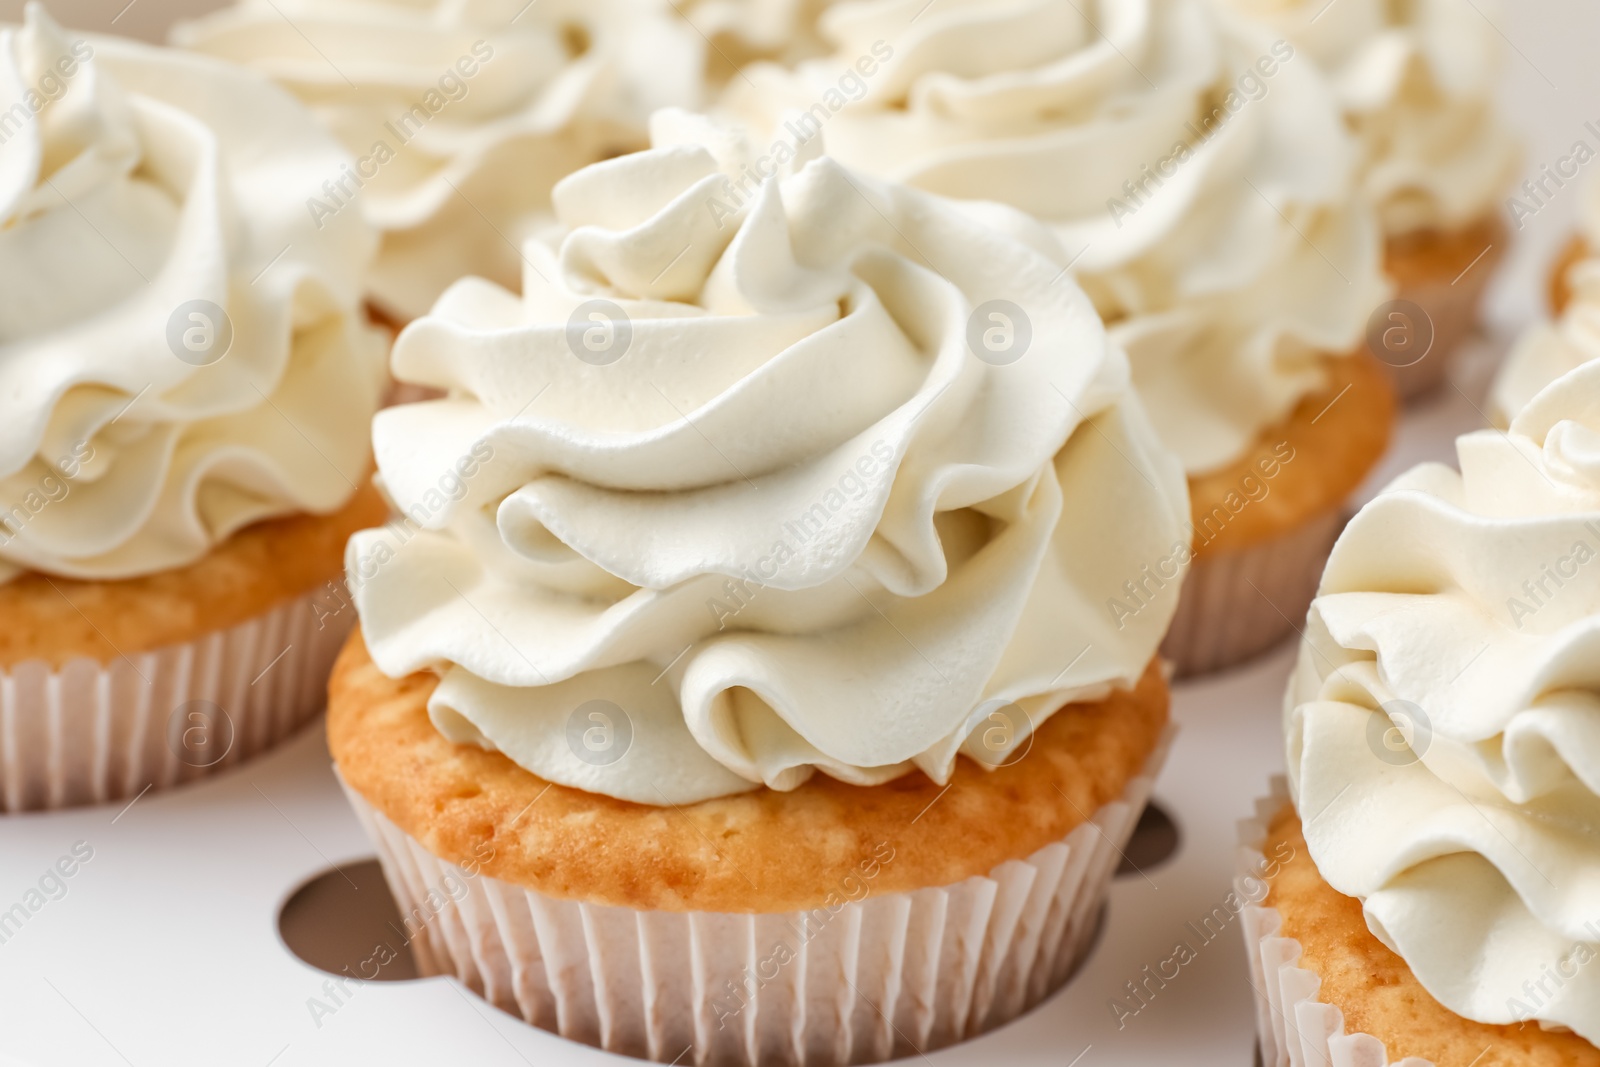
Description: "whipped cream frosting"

(1288, 359), (1600, 1041)
(670, 0), (836, 87)
(348, 110), (1190, 805)
(1220, 0), (1519, 236)
(718, 0), (1389, 476)
(0, 6), (383, 583)
(174, 0), (704, 322)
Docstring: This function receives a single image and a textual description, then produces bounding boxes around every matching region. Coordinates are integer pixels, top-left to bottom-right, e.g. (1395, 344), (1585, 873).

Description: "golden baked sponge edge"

(1263, 807), (1600, 1067)
(329, 632), (1169, 914)
(1189, 348), (1395, 559)
(0, 481), (387, 669)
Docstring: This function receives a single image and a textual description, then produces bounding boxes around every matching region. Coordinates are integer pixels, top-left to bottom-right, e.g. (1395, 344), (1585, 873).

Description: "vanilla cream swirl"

(348, 111), (1189, 805)
(174, 0), (703, 322)
(0, 6), (383, 582)
(670, 0), (837, 88)
(1288, 359), (1600, 1041)
(718, 0), (1388, 475)
(1220, 0), (1519, 236)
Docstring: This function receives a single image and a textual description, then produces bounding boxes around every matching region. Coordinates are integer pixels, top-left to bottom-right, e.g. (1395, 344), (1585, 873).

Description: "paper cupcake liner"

(1161, 510), (1343, 678)
(0, 583), (356, 813)
(1383, 239), (1504, 403)
(339, 730), (1172, 1066)
(1237, 780), (1436, 1067)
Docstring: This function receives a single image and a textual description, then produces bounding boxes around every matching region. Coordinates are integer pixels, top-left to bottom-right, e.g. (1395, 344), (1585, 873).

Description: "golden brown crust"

(0, 483), (387, 669)
(1550, 234), (1591, 319)
(1263, 808), (1600, 1067)
(1383, 214), (1505, 294)
(328, 632), (1169, 913)
(1188, 349), (1394, 559)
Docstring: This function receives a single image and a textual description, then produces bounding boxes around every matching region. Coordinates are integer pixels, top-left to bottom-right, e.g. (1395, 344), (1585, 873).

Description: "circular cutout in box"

(1117, 801), (1180, 877)
(278, 859), (420, 982)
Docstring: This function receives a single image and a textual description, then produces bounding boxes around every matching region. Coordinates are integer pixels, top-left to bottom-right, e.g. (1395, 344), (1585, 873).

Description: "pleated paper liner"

(338, 731), (1173, 1066)
(1161, 511), (1343, 678)
(1381, 222), (1506, 403)
(0, 583), (356, 813)
(1238, 779), (1435, 1067)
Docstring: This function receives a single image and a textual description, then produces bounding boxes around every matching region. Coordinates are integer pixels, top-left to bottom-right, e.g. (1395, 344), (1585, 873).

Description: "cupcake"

(718, 0), (1395, 674)
(1220, 0), (1520, 399)
(173, 0), (704, 328)
(1494, 202), (1600, 425)
(1243, 350), (1600, 1063)
(329, 110), (1190, 1062)
(0, 5), (387, 811)
(1549, 176), (1600, 319)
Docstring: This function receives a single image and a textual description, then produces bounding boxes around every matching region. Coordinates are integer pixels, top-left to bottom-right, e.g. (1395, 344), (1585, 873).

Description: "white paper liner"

(1162, 510), (1343, 678)
(0, 582), (356, 813)
(1237, 779), (1436, 1067)
(340, 730), (1172, 1065)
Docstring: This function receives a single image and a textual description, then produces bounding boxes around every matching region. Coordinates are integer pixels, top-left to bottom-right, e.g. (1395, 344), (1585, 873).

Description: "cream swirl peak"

(348, 109), (1190, 805)
(0, 5), (383, 583)
(717, 0), (1388, 476)
(174, 0), (704, 323)
(1287, 358), (1600, 1041)
(1220, 0), (1518, 236)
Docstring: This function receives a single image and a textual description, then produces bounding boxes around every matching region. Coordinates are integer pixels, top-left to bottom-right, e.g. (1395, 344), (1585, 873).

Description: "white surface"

(2, 0), (1598, 1063)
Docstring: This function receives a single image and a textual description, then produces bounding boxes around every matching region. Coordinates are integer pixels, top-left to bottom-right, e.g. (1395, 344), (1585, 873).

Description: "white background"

(0, 1), (1598, 1064)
